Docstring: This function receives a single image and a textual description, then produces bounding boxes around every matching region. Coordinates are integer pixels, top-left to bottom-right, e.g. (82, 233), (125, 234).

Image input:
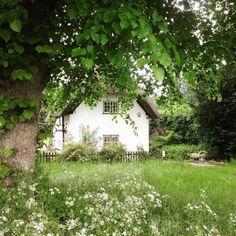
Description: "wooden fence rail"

(37, 151), (59, 163)
(37, 151), (160, 163)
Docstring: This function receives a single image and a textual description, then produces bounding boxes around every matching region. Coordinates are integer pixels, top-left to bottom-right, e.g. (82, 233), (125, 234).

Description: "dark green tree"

(196, 64), (236, 160)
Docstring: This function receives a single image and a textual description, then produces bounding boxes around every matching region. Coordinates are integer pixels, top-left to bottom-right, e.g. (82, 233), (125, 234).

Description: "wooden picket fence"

(37, 150), (160, 163)
(37, 151), (59, 163)
(119, 151), (149, 161)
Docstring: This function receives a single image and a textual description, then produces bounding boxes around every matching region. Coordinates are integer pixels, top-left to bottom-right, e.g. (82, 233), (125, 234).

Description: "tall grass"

(1, 161), (235, 235)
(43, 160), (236, 235)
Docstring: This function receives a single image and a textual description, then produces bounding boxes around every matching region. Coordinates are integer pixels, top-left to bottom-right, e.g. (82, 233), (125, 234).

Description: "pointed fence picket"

(38, 151), (59, 163)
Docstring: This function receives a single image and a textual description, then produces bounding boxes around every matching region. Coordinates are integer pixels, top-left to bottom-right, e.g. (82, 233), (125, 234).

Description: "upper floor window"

(103, 101), (119, 114)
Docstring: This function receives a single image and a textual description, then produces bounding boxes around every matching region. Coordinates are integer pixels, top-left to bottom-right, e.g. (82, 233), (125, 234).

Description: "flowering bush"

(99, 142), (127, 161)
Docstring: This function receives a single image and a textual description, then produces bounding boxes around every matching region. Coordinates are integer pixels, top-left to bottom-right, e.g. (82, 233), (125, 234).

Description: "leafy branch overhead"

(0, 0), (235, 131)
(0, 0), (182, 134)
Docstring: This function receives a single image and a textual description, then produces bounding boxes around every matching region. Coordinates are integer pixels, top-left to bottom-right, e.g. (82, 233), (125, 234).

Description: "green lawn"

(1, 160), (235, 235)
(43, 160), (236, 235)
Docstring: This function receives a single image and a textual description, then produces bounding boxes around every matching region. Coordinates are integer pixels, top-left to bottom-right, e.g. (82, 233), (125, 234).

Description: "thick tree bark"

(0, 63), (49, 172)
(0, 117), (39, 171)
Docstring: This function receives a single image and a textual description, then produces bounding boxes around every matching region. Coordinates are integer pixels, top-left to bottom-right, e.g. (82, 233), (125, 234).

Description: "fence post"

(161, 150), (166, 161)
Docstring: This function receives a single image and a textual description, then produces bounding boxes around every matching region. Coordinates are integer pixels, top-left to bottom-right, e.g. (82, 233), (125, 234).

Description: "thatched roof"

(56, 96), (159, 119)
(137, 97), (159, 118)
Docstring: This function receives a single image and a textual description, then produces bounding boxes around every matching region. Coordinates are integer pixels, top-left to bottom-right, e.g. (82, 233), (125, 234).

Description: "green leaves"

(137, 58), (149, 68)
(2, 148), (15, 159)
(67, 8), (77, 20)
(81, 58), (94, 70)
(152, 10), (162, 24)
(103, 12), (113, 23)
(0, 29), (10, 42)
(159, 53), (172, 67)
(71, 47), (95, 69)
(158, 23), (169, 33)
(14, 44), (24, 54)
(152, 66), (165, 81)
(91, 32), (100, 44)
(71, 48), (86, 57)
(116, 70), (130, 86)
(35, 45), (57, 54)
(11, 69), (32, 81)
(87, 45), (95, 56)
(17, 100), (31, 108)
(100, 34), (109, 45)
(1, 61), (8, 68)
(119, 13), (130, 29)
(120, 18), (129, 29)
(21, 109), (35, 121)
(0, 116), (6, 128)
(184, 71), (196, 85)
(9, 19), (22, 33)
(0, 97), (37, 133)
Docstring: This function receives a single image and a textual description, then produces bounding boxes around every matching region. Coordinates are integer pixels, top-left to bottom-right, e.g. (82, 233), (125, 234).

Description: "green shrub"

(58, 143), (98, 162)
(150, 131), (182, 151)
(150, 102), (200, 145)
(162, 144), (203, 160)
(99, 142), (127, 162)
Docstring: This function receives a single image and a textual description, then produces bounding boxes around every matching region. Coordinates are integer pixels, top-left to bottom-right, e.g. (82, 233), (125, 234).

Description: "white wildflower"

(66, 218), (79, 230)
(150, 223), (161, 236)
(13, 219), (24, 227)
(26, 197), (38, 209)
(32, 222), (44, 233)
(29, 183), (37, 192)
(65, 197), (75, 207)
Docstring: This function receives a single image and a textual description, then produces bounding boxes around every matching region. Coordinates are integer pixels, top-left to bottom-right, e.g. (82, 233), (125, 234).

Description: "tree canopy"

(0, 0), (235, 172)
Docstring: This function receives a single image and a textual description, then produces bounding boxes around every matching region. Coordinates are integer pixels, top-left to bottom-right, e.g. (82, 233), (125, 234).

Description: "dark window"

(103, 101), (119, 114)
(103, 135), (119, 145)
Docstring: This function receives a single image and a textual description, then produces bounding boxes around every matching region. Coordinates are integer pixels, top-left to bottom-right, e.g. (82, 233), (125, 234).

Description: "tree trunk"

(0, 116), (39, 171)
(0, 63), (49, 172)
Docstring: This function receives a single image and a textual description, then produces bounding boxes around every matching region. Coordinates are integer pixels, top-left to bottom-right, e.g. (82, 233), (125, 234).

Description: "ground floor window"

(103, 134), (119, 145)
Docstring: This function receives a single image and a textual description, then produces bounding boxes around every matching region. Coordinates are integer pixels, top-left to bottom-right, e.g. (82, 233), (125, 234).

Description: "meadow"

(1, 160), (236, 235)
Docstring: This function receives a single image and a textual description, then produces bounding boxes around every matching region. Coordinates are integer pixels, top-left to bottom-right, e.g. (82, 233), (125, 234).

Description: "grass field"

(43, 160), (236, 235)
(1, 160), (236, 235)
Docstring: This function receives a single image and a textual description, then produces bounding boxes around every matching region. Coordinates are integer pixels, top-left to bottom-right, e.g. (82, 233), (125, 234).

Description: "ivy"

(0, 97), (37, 134)
(0, 147), (16, 179)
(11, 69), (33, 81)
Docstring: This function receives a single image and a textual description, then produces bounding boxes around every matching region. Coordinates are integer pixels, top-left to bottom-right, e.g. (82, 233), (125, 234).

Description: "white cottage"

(53, 94), (158, 152)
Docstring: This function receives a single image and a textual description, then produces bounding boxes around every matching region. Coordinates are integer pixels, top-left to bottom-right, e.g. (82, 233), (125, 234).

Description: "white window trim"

(103, 134), (119, 145)
(103, 100), (119, 114)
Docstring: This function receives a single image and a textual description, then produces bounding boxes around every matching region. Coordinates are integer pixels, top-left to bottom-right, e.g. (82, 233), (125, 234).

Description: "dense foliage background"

(195, 65), (236, 160)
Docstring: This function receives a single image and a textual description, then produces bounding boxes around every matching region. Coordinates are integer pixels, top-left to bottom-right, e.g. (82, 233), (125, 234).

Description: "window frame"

(103, 134), (119, 145)
(103, 100), (119, 114)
